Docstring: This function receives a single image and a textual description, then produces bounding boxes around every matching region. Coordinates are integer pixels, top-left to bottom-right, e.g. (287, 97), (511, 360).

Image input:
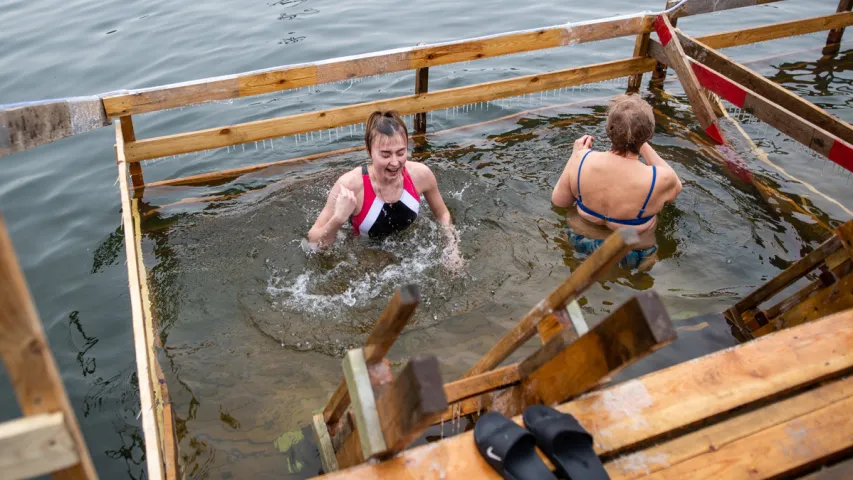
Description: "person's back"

(552, 94), (682, 234)
(551, 94), (683, 268)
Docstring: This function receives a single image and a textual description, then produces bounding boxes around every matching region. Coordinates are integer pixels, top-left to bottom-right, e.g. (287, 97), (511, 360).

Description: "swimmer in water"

(551, 94), (683, 269)
(308, 110), (457, 250)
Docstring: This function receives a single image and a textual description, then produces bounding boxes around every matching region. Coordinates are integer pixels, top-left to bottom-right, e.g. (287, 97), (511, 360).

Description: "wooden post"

(824, 0), (853, 56)
(653, 14), (725, 144)
(414, 67), (429, 135)
(462, 228), (640, 378)
(311, 413), (338, 473)
(628, 32), (651, 93)
(323, 285), (420, 428)
(341, 349), (386, 460)
(0, 214), (99, 479)
(649, 2), (677, 89)
(118, 116), (144, 190)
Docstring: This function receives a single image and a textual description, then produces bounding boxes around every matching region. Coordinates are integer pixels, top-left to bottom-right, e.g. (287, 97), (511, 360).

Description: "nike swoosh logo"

(486, 446), (502, 462)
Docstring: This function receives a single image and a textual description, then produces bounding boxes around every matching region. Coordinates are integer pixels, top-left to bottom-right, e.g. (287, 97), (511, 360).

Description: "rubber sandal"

(522, 405), (610, 480)
(474, 411), (557, 480)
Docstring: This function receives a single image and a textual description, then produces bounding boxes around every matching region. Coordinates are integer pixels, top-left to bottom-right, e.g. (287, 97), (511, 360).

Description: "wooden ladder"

(0, 213), (98, 480)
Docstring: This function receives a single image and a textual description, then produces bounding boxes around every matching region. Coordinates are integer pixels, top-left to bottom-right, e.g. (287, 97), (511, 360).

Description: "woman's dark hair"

(606, 94), (655, 156)
(365, 110), (409, 154)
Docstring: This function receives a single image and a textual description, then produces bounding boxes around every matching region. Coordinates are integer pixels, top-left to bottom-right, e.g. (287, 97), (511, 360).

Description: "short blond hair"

(606, 94), (655, 155)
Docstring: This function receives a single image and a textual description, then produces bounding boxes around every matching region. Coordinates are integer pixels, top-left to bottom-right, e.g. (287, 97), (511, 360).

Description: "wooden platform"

(315, 306), (853, 479)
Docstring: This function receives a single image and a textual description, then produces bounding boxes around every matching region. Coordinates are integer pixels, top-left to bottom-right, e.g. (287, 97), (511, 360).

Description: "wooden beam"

(521, 291), (676, 406)
(697, 11), (853, 50)
(838, 220), (853, 261)
(0, 413), (79, 480)
(638, 385), (853, 479)
(0, 214), (99, 479)
(759, 259), (852, 324)
(313, 308), (853, 479)
(117, 160), (165, 479)
(824, 0), (853, 56)
(443, 364), (521, 404)
(463, 228), (640, 378)
(311, 412), (339, 473)
(323, 285), (420, 426)
(342, 348), (387, 460)
(607, 373), (853, 479)
(375, 356), (448, 456)
(689, 60), (853, 172)
(123, 57), (657, 162)
(118, 116), (145, 189)
(101, 15), (654, 118)
(653, 14), (725, 144)
(735, 235), (842, 313)
(0, 96), (110, 159)
(676, 30), (853, 142)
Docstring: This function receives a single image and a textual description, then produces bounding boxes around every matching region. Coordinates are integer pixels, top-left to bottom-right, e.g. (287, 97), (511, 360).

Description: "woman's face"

(369, 132), (408, 182)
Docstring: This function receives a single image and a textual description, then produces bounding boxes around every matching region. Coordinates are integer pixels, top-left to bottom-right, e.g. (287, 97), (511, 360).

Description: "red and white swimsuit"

(351, 165), (421, 238)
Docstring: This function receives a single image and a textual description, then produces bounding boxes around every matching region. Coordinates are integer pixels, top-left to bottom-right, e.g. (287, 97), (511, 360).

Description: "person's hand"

(332, 186), (357, 222)
(574, 135), (594, 151)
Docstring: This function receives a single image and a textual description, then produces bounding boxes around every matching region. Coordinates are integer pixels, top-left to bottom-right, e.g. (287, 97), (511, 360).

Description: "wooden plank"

(689, 60), (853, 172)
(323, 285), (420, 427)
(838, 220), (853, 261)
(0, 214), (99, 480)
(463, 228), (640, 378)
(697, 11), (853, 50)
(521, 291), (676, 406)
(823, 0), (853, 56)
(735, 236), (842, 312)
(653, 14), (725, 144)
(443, 364), (521, 404)
(640, 386), (853, 479)
(761, 260), (852, 323)
(101, 15), (653, 118)
(117, 159), (165, 479)
(375, 356), (448, 456)
(313, 308), (853, 479)
(0, 413), (79, 480)
(123, 57), (657, 162)
(608, 374), (853, 479)
(341, 348), (387, 459)
(676, 31), (853, 142)
(755, 268), (853, 337)
(0, 96), (109, 159)
(312, 412), (339, 473)
(335, 426), (364, 470)
(414, 67), (429, 134)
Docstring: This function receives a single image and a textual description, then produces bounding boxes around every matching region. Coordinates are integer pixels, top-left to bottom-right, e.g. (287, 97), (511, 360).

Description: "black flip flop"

(474, 411), (557, 480)
(522, 405), (610, 480)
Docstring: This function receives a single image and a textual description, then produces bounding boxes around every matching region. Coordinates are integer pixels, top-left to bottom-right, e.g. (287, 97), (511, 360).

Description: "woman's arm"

(411, 163), (452, 225)
(640, 143), (682, 201)
(552, 135), (594, 207)
(307, 181), (358, 248)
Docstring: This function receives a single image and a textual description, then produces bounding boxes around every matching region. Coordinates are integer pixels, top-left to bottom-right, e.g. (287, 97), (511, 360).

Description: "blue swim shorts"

(568, 231), (657, 270)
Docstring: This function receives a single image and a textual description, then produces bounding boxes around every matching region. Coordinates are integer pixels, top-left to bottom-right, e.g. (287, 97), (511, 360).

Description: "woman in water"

(551, 94), (683, 269)
(308, 110), (454, 248)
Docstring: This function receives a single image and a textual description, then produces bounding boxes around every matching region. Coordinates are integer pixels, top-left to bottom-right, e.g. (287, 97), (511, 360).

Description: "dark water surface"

(1, 1), (852, 478)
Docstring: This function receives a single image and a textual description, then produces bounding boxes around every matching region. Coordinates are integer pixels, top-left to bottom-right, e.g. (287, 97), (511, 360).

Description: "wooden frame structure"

(0, 214), (98, 479)
(2, 0), (853, 477)
(317, 306), (853, 479)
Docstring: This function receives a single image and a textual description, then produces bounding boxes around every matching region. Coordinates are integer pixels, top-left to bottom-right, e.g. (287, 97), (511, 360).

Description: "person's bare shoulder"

(336, 166), (365, 191)
(404, 161), (437, 189)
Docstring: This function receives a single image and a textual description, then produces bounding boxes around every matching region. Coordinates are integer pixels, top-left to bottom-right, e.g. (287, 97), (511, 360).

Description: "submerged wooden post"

(414, 67), (429, 134)
(824, 0), (853, 56)
(653, 14), (725, 144)
(0, 214), (99, 479)
(628, 32), (651, 93)
(649, 2), (677, 89)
